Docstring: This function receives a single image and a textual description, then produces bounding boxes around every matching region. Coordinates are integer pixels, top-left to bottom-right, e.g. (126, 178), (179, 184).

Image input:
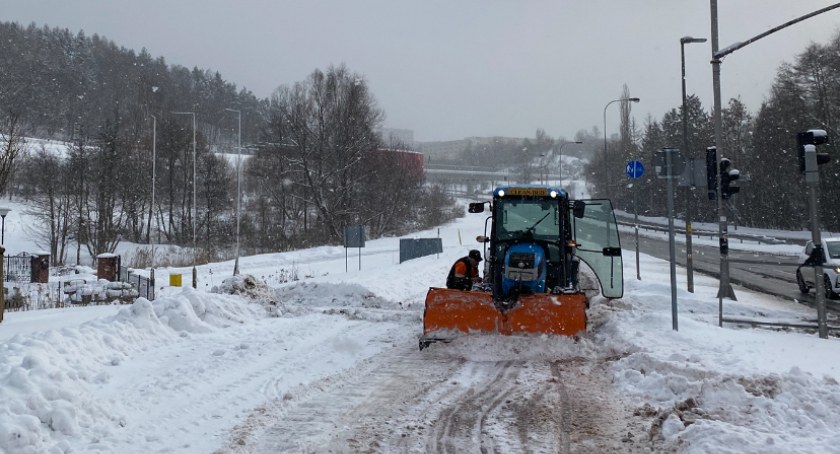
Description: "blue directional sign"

(626, 160), (645, 179)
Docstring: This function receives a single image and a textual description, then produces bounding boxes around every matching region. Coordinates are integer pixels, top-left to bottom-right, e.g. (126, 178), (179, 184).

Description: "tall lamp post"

(172, 111), (197, 288)
(603, 97), (640, 197)
(0, 207), (9, 244)
(680, 36), (707, 294)
(558, 140), (582, 182)
(150, 115), (157, 269)
(225, 108), (242, 276)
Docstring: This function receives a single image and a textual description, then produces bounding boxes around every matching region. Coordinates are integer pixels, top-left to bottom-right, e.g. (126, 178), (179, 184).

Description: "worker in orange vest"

(446, 249), (483, 290)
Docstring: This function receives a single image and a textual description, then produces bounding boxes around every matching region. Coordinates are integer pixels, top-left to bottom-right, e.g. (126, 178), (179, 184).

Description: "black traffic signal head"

(800, 129), (829, 146)
(798, 129), (830, 172)
(706, 147), (717, 200)
(719, 157), (731, 173)
(720, 157), (740, 199)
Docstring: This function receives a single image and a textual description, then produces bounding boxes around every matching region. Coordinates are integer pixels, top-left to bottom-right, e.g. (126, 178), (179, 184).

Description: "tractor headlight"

(549, 190), (558, 198)
(496, 189), (505, 197)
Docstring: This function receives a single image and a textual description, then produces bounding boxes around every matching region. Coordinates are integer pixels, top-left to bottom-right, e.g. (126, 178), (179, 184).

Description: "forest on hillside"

(0, 22), (458, 265)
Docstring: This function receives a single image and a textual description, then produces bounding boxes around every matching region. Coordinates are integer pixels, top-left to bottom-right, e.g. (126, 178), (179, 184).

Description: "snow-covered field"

(1, 198), (840, 453)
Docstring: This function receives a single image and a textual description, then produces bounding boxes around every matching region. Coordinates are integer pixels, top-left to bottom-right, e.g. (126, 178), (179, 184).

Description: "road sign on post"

(343, 225), (366, 272)
(626, 160), (644, 281)
(653, 149), (685, 179)
(677, 159), (708, 188)
(656, 148), (681, 330)
(626, 160), (645, 179)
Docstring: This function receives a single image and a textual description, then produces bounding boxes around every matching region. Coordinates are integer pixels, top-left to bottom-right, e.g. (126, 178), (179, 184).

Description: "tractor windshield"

(495, 198), (560, 241)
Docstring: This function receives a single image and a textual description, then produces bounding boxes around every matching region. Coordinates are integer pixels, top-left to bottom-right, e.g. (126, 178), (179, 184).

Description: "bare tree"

(19, 146), (74, 264)
(76, 121), (128, 258)
(266, 65), (384, 242)
(0, 114), (25, 196)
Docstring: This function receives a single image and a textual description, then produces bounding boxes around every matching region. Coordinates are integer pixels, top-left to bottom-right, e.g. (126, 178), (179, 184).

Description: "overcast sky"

(3, 1), (839, 142)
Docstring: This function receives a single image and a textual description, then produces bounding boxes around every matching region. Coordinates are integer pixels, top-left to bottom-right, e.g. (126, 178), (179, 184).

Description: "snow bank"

(0, 289), (266, 453)
(595, 266), (840, 453)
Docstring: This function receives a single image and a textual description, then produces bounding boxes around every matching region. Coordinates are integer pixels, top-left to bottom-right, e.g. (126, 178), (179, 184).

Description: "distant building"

(367, 148), (424, 181)
(375, 128), (525, 161)
(417, 136), (524, 160)
(415, 140), (469, 160)
(465, 136), (523, 147)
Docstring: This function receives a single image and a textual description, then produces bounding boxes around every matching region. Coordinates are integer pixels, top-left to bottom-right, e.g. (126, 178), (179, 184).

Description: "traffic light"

(706, 146), (717, 200)
(798, 129), (829, 173)
(720, 158), (740, 199)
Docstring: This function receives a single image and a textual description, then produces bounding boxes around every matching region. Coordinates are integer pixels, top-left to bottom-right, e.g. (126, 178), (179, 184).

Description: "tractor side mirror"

(572, 200), (585, 218)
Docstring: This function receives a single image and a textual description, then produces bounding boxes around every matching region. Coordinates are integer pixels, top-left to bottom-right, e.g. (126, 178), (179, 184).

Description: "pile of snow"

(211, 274), (281, 315)
(0, 290), (267, 453)
(590, 257), (840, 452)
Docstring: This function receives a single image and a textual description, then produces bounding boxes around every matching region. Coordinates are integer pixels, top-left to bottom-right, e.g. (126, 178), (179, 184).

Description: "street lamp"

(150, 115), (157, 269)
(603, 97), (640, 197)
(172, 111), (197, 288)
(0, 207), (9, 244)
(225, 108), (242, 276)
(680, 36), (707, 294)
(558, 141), (583, 182)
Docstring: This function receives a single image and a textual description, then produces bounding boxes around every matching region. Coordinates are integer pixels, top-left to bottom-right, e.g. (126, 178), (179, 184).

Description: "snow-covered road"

(104, 311), (403, 452)
(223, 302), (656, 453)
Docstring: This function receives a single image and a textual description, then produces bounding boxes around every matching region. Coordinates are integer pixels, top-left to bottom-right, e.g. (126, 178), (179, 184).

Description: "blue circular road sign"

(626, 160), (645, 179)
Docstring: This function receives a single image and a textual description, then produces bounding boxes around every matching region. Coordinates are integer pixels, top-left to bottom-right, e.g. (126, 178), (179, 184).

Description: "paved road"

(618, 229), (840, 318)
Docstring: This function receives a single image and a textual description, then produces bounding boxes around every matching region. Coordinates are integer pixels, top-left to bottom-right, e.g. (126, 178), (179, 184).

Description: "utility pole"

(225, 108), (242, 276)
(150, 115), (156, 269)
(680, 36), (707, 293)
(711, 1), (736, 321)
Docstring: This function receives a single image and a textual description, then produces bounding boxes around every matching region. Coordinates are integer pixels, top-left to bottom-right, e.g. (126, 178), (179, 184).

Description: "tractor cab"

(470, 185), (623, 301)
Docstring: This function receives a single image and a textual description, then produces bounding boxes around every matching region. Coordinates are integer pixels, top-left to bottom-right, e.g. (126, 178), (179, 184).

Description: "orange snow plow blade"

(506, 293), (587, 335)
(421, 288), (499, 336)
(420, 288), (587, 349)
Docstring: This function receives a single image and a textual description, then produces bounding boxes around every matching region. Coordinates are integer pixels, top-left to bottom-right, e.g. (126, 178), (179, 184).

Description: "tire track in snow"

(426, 360), (520, 454)
(225, 344), (661, 453)
(224, 338), (464, 453)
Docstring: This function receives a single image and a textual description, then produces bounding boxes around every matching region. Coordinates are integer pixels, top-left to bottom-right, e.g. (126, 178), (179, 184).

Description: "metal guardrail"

(615, 218), (790, 246)
(722, 317), (840, 332)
